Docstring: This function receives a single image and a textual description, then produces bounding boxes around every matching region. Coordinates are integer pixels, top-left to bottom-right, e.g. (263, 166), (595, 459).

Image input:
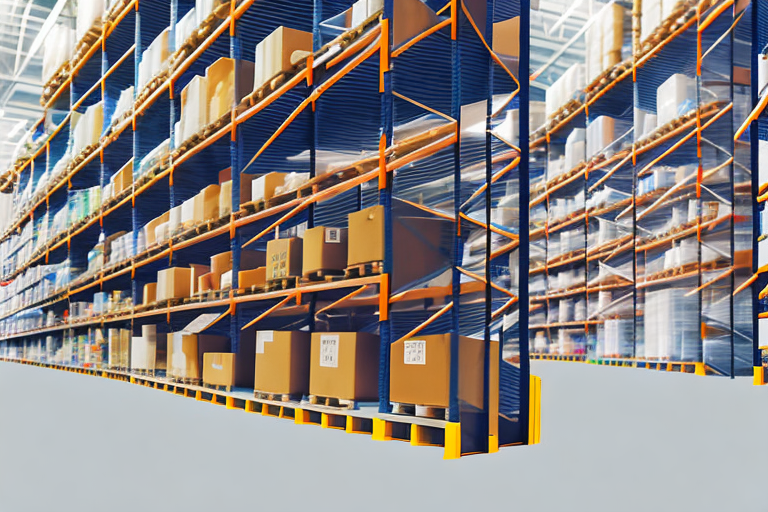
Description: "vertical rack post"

(519, 0), (531, 444)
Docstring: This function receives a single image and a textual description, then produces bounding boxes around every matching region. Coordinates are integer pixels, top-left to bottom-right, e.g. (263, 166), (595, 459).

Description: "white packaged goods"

(176, 8), (197, 50)
(558, 299), (574, 323)
(196, 0), (226, 25)
(644, 288), (699, 360)
(138, 29), (170, 91)
(641, 0), (662, 42)
(656, 74), (696, 127)
(43, 24), (76, 83)
(585, 3), (625, 84)
(180, 75), (209, 143)
(73, 101), (104, 155)
(76, 0), (105, 42)
(254, 26), (313, 92)
(545, 63), (584, 118)
(564, 128), (586, 171)
(111, 86), (134, 127)
(586, 116), (616, 160)
(181, 196), (197, 229)
(168, 206), (182, 235)
(602, 319), (633, 357)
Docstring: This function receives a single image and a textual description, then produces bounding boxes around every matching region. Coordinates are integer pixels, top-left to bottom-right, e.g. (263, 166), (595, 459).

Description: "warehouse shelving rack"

(0, 0), (536, 458)
(527, 0), (756, 378)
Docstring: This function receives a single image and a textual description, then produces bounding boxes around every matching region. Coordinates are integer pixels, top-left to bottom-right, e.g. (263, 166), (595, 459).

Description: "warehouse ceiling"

(0, 0), (71, 175)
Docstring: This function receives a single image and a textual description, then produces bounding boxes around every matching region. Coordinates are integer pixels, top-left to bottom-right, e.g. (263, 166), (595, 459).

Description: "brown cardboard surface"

(239, 267), (266, 289)
(302, 226), (348, 275)
(254, 331), (311, 395)
(202, 353), (236, 387)
(219, 180), (233, 217)
(348, 205), (384, 266)
(392, 0), (439, 47)
(210, 250), (265, 289)
(157, 267), (193, 301)
(194, 184), (220, 223)
(189, 264), (210, 295)
(218, 168), (232, 184)
(220, 168), (254, 204)
(309, 332), (379, 401)
(113, 159), (133, 194)
(205, 58), (255, 123)
(198, 272), (214, 293)
(266, 237), (303, 281)
(145, 211), (170, 246)
(169, 333), (229, 380)
(389, 334), (484, 409)
(253, 26), (313, 91)
(251, 172), (287, 203)
(493, 17), (520, 57)
(143, 283), (157, 305)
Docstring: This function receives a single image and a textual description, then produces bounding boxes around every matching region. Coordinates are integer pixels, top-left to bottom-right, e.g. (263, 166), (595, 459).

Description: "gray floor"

(0, 360), (766, 512)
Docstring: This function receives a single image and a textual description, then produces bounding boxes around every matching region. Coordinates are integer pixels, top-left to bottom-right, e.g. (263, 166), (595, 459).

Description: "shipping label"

(319, 334), (339, 368)
(325, 228), (341, 243)
(404, 340), (426, 365)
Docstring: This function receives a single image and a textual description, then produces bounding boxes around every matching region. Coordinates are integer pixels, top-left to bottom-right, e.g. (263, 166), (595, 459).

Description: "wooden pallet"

(345, 261), (383, 279)
(308, 395), (357, 409)
(301, 269), (345, 284)
(236, 284), (267, 296)
(204, 383), (233, 393)
(391, 402), (448, 420)
(255, 391), (301, 402)
(132, 369), (156, 377)
(266, 277), (299, 292)
(169, 376), (201, 386)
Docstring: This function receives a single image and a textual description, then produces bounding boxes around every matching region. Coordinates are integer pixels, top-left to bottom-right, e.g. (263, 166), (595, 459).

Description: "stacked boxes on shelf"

(0, 0), (534, 456)
(528, 0), (756, 377)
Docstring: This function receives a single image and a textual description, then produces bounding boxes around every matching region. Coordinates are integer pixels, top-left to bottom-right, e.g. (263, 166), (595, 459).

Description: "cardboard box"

(202, 353), (236, 387)
(111, 159), (133, 195)
(239, 267), (266, 289)
(492, 16), (519, 57)
(309, 332), (379, 401)
(189, 264), (210, 294)
(130, 325), (167, 371)
(180, 74), (208, 143)
(251, 172), (288, 203)
(348, 205), (384, 266)
(253, 26), (313, 92)
(221, 270), (233, 289)
(194, 184), (221, 223)
(206, 58), (255, 123)
(254, 331), (311, 395)
(157, 267), (193, 301)
(198, 272), (214, 294)
(108, 328), (130, 368)
(181, 196), (196, 229)
(145, 211), (170, 246)
(219, 180), (233, 217)
(219, 169), (255, 205)
(302, 226), (348, 275)
(143, 282), (157, 305)
(266, 237), (303, 281)
(389, 334), (484, 409)
(210, 250), (266, 289)
(168, 333), (229, 380)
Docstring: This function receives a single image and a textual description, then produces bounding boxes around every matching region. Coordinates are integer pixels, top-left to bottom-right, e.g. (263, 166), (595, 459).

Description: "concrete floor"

(0, 360), (766, 512)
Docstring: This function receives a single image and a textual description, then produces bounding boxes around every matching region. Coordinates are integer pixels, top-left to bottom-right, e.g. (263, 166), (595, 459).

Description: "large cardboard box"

(168, 333), (229, 380)
(348, 205), (384, 266)
(111, 159), (133, 196)
(145, 211), (170, 246)
(189, 264), (210, 295)
(389, 334), (484, 409)
(219, 180), (233, 217)
(239, 267), (266, 289)
(253, 26), (313, 92)
(130, 325), (167, 371)
(180, 74), (208, 143)
(251, 172), (288, 203)
(157, 267), (193, 301)
(254, 331), (311, 395)
(219, 168), (254, 205)
(309, 332), (379, 401)
(202, 353), (236, 387)
(194, 184), (221, 223)
(302, 226), (347, 275)
(143, 282), (157, 305)
(206, 58), (255, 123)
(198, 272), (214, 294)
(210, 250), (266, 289)
(266, 237), (303, 281)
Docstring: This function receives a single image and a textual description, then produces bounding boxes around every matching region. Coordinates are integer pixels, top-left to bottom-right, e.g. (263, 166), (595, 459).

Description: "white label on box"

(212, 364), (223, 370)
(325, 228), (341, 244)
(404, 340), (426, 365)
(319, 334), (339, 368)
(256, 330), (274, 354)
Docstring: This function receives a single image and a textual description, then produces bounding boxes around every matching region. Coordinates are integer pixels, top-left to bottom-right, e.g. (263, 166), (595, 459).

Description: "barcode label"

(404, 340), (426, 365)
(325, 228), (340, 244)
(319, 334), (339, 368)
